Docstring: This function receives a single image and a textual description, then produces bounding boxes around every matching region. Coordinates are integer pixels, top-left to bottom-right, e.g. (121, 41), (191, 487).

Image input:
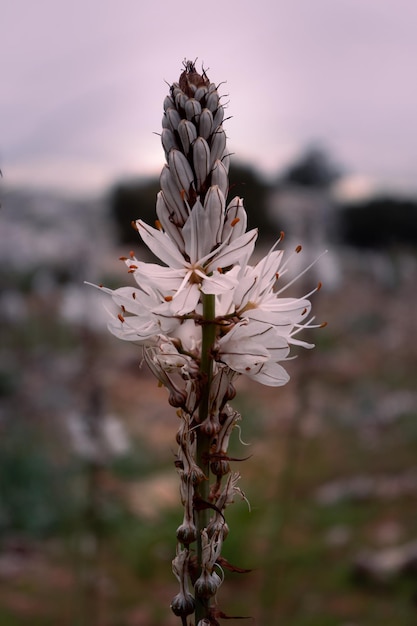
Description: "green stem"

(194, 293), (216, 624)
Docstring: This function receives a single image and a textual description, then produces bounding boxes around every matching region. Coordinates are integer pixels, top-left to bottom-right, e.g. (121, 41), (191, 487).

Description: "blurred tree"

(340, 196), (417, 249)
(110, 162), (276, 246)
(280, 146), (341, 189)
(111, 178), (160, 244)
(228, 161), (276, 241)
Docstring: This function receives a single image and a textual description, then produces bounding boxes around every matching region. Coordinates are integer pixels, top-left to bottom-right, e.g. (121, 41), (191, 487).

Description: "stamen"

(295, 244), (302, 253)
(129, 250), (135, 258)
(132, 292), (136, 299)
(275, 250), (328, 296)
(119, 256), (128, 261)
(230, 217), (240, 227)
(155, 219), (163, 231)
(117, 313), (125, 323)
(165, 295), (173, 302)
(131, 221), (138, 231)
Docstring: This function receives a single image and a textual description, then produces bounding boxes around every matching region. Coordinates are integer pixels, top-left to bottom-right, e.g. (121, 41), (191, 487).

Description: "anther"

(295, 244), (302, 253)
(132, 292), (136, 299)
(320, 321), (328, 328)
(119, 256), (128, 261)
(317, 281), (322, 291)
(129, 264), (138, 270)
(129, 250), (135, 258)
(117, 313), (125, 323)
(121, 305), (126, 313)
(131, 221), (138, 231)
(230, 217), (240, 227)
(155, 219), (163, 230)
(301, 307), (307, 316)
(99, 284), (103, 288)
(165, 295), (173, 302)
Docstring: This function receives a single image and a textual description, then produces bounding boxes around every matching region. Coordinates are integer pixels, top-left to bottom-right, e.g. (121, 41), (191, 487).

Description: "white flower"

(216, 319), (291, 386)
(88, 282), (178, 343)
(129, 216), (257, 316)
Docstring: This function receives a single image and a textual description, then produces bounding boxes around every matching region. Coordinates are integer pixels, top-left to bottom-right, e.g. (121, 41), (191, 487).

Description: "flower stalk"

(195, 292), (216, 622)
(91, 59), (323, 624)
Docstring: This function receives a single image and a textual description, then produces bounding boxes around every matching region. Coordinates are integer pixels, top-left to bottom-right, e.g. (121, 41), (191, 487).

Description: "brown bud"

(179, 60), (210, 97)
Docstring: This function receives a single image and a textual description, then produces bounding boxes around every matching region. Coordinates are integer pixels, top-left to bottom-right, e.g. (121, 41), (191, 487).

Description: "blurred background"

(1, 1), (417, 624)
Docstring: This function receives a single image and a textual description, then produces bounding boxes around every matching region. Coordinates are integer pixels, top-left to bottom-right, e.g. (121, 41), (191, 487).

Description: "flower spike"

(89, 59), (324, 624)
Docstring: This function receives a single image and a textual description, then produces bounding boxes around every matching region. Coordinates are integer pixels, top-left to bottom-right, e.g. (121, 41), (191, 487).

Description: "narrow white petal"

(205, 228), (258, 270)
(136, 220), (186, 268)
(247, 361), (290, 387)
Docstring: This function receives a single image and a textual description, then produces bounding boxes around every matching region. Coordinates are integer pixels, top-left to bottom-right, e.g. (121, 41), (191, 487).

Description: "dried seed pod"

(194, 571), (222, 599)
(176, 521), (198, 545)
(210, 458), (230, 477)
(170, 591), (195, 617)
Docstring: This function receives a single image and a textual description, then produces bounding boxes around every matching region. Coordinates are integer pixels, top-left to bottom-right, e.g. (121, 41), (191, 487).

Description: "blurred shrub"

(340, 196), (417, 249)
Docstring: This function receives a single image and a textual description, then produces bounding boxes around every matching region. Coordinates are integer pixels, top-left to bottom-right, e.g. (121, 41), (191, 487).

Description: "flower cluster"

(92, 60), (321, 624)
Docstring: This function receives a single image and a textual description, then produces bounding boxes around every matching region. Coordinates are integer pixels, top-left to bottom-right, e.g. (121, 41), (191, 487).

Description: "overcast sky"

(2, 0), (417, 199)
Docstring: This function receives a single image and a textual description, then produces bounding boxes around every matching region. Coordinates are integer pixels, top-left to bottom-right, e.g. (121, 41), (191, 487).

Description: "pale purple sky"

(2, 0), (417, 198)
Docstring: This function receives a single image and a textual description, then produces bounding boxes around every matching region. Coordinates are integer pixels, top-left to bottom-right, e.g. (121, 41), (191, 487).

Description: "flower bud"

(199, 108), (214, 139)
(178, 119), (197, 155)
(185, 98), (201, 122)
